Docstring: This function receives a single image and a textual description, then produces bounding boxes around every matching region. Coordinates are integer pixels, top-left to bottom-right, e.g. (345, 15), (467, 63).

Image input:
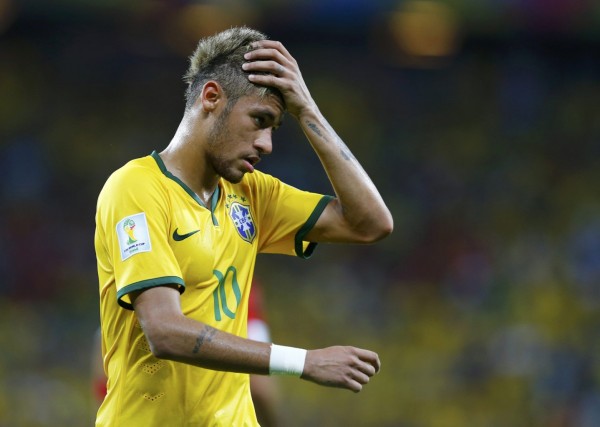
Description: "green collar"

(151, 151), (220, 225)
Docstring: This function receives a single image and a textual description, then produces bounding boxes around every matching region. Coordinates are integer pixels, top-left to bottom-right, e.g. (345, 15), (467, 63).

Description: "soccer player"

(94, 26), (393, 426)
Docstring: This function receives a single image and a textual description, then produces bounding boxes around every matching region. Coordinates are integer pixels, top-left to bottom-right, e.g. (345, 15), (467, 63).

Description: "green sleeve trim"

(294, 195), (334, 259)
(117, 276), (185, 310)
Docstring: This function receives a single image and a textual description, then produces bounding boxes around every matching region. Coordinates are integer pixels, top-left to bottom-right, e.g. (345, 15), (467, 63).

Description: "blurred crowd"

(0, 1), (599, 426)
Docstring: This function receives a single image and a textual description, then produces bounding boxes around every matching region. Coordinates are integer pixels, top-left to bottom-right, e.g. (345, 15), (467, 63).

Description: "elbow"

(358, 213), (394, 244)
(148, 338), (172, 360)
(363, 204), (394, 243)
(369, 218), (394, 243)
(142, 322), (177, 360)
(377, 217), (394, 241)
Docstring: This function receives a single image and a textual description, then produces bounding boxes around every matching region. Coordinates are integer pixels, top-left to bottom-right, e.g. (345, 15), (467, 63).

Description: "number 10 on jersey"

(212, 267), (242, 321)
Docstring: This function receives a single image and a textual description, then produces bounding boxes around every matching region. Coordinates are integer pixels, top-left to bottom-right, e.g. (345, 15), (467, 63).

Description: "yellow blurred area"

(389, 0), (460, 60)
(162, 3), (260, 57)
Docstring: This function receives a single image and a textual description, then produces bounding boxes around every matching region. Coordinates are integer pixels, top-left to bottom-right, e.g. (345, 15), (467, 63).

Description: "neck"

(159, 115), (219, 205)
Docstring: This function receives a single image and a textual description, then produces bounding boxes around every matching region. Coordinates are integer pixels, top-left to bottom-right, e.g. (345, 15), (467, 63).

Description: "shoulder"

(97, 155), (167, 210)
(100, 156), (161, 193)
(239, 169), (291, 196)
(105, 156), (159, 187)
(219, 170), (281, 202)
(242, 169), (276, 186)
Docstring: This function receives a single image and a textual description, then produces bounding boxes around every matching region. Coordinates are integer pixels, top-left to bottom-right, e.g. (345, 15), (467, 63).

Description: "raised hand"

(243, 40), (316, 118)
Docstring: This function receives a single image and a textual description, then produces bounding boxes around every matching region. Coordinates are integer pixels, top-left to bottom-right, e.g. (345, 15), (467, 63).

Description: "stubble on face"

(205, 93), (283, 184)
(206, 102), (243, 184)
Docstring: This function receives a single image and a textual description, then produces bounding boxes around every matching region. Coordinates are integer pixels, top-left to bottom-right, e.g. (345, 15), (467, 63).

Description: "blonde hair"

(183, 27), (279, 111)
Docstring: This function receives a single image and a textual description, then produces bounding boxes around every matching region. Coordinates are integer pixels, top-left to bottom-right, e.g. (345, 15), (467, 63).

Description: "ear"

(200, 81), (225, 112)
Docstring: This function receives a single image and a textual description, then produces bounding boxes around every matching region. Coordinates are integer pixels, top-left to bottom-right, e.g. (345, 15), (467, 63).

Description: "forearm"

(147, 316), (379, 392)
(133, 284), (379, 392)
(143, 313), (271, 375)
(298, 106), (393, 242)
(133, 287), (270, 374)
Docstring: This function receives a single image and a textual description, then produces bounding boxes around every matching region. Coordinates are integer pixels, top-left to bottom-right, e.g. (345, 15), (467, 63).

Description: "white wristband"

(269, 344), (307, 377)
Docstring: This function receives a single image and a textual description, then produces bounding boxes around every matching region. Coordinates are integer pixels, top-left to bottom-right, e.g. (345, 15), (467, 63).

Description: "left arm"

(244, 40), (393, 244)
(296, 105), (392, 243)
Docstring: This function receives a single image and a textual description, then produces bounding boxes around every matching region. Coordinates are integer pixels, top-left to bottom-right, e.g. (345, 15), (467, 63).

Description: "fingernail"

(242, 62), (249, 69)
(244, 53), (251, 59)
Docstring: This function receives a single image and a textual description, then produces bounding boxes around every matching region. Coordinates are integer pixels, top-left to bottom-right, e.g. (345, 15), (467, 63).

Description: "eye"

(253, 116), (265, 128)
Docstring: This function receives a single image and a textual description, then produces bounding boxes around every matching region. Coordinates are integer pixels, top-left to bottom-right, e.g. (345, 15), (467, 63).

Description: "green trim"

(294, 195), (334, 259)
(150, 151), (221, 223)
(117, 276), (185, 310)
(210, 186), (220, 226)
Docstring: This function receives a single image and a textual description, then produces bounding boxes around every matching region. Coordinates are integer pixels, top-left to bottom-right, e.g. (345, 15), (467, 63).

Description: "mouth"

(243, 155), (260, 172)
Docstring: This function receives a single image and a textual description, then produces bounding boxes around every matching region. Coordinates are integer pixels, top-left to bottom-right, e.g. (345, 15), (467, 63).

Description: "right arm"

(132, 286), (380, 392)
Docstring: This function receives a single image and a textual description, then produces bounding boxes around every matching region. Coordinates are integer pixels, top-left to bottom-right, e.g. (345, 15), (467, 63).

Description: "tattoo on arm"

(306, 121), (324, 139)
(340, 146), (355, 161)
(306, 119), (356, 161)
(192, 326), (217, 354)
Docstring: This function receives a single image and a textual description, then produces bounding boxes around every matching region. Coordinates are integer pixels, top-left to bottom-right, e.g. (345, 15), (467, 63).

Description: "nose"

(254, 129), (273, 155)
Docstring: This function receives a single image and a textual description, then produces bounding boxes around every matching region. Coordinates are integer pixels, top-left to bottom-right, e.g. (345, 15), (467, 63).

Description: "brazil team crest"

(228, 200), (256, 243)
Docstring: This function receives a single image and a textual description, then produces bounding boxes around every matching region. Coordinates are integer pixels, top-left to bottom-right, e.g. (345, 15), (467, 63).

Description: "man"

(94, 26), (393, 426)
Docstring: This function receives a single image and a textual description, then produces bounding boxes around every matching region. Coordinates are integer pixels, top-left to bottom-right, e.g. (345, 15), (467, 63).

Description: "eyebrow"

(254, 107), (284, 128)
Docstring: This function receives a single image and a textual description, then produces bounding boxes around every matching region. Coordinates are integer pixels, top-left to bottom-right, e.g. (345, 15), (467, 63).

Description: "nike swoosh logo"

(172, 228), (200, 241)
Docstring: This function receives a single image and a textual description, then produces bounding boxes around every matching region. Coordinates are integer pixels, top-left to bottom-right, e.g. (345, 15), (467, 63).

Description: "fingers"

(354, 348), (381, 374)
(351, 370), (370, 390)
(337, 347), (380, 393)
(348, 349), (380, 392)
(343, 361), (375, 393)
(242, 60), (287, 77)
(242, 50), (292, 92)
(348, 379), (364, 393)
(243, 51), (292, 80)
(243, 40), (297, 81)
(247, 40), (295, 62)
(242, 39), (313, 117)
(244, 42), (292, 69)
(356, 359), (377, 377)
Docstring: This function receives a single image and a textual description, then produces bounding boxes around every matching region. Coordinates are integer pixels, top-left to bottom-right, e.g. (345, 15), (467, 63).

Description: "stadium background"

(1, 0), (599, 425)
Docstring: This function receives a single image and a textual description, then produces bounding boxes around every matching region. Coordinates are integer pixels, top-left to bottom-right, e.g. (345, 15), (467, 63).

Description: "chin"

(221, 171), (245, 184)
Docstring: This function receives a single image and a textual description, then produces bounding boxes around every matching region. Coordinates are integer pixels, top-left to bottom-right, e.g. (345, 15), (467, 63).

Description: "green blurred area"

(1, 1), (600, 426)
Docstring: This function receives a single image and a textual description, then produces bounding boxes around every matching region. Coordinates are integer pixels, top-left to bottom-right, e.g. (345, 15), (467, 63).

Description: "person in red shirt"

(247, 281), (280, 426)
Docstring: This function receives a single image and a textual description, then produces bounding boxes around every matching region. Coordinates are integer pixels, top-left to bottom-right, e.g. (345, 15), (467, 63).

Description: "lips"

(242, 160), (254, 173)
(243, 155), (260, 172)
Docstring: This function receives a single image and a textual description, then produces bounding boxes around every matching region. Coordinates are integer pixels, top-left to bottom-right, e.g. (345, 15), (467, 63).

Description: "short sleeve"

(250, 171), (333, 258)
(96, 164), (184, 309)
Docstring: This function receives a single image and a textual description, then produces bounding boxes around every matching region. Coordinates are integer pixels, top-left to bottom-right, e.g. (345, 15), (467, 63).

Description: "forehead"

(233, 93), (284, 121)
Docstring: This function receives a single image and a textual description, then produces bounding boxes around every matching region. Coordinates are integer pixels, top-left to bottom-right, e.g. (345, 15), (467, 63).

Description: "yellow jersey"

(94, 151), (331, 426)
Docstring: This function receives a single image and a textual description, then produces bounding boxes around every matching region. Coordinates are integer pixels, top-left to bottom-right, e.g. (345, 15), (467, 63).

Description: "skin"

(132, 39), (393, 392)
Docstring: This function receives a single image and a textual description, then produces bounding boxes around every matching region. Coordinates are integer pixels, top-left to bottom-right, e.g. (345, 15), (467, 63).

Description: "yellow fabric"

(95, 152), (330, 426)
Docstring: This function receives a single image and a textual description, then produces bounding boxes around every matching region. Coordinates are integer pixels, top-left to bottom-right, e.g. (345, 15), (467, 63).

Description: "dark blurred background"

(1, 0), (600, 426)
